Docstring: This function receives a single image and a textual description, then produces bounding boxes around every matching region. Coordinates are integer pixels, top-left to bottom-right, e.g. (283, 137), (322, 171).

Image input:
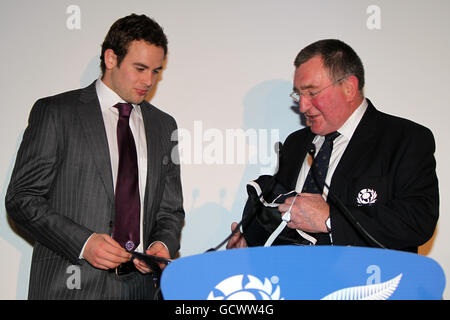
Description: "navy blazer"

(275, 99), (439, 252)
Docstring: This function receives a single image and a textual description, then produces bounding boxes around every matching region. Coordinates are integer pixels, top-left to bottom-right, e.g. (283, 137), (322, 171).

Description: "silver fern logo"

(357, 188), (378, 205)
(321, 273), (402, 300)
(207, 274), (283, 300)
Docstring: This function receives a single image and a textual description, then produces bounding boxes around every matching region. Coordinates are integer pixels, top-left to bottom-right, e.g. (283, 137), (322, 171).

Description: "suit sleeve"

(331, 126), (439, 250)
(5, 99), (92, 264)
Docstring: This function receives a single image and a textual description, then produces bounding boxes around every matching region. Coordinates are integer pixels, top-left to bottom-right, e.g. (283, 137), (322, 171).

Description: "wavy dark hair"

(294, 39), (365, 91)
(100, 14), (168, 74)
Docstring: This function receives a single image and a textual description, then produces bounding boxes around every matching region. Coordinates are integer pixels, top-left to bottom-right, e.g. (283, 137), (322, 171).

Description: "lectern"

(161, 246), (445, 300)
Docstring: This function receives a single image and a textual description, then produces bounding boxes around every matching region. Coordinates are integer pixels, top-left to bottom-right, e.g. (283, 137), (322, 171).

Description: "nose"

(142, 71), (154, 88)
(299, 96), (312, 114)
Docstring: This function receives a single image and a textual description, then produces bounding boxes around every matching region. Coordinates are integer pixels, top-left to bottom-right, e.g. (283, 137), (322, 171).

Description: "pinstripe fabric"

(5, 82), (185, 299)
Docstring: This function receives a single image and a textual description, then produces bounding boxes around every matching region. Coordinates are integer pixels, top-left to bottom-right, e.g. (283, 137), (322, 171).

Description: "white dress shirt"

(295, 98), (368, 195)
(96, 78), (148, 253)
(264, 99), (368, 247)
(294, 99), (368, 239)
(79, 79), (148, 257)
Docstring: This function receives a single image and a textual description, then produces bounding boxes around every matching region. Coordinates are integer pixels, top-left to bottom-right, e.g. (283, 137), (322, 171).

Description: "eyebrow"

(300, 83), (318, 91)
(293, 84), (316, 92)
(133, 62), (163, 71)
(133, 62), (148, 69)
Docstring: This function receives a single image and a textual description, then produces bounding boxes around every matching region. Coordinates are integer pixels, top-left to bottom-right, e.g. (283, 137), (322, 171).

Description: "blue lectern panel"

(161, 246), (445, 300)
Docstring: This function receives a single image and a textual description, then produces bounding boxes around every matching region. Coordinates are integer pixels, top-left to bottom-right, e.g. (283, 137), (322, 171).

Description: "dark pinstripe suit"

(5, 81), (185, 299)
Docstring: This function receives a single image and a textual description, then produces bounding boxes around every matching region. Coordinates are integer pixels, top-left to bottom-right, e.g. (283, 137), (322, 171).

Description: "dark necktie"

(112, 103), (140, 252)
(300, 131), (340, 245)
(302, 131), (340, 194)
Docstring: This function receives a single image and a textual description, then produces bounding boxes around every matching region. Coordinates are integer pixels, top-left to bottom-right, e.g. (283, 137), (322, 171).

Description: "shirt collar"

(95, 78), (142, 117)
(337, 98), (368, 141)
(312, 98), (368, 144)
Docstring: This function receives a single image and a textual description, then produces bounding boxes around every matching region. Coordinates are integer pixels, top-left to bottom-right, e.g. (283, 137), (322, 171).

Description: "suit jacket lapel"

(77, 82), (115, 204)
(330, 100), (378, 194)
(140, 102), (161, 223)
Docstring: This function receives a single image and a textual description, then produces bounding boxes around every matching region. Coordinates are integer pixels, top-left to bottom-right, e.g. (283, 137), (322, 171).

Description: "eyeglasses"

(290, 76), (347, 103)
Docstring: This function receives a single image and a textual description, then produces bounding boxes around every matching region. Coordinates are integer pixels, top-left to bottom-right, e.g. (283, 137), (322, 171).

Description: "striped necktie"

(300, 131), (340, 245)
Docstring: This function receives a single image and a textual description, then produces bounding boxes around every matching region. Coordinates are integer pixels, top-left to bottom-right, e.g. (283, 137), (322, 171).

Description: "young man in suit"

(6, 14), (185, 299)
(227, 39), (439, 252)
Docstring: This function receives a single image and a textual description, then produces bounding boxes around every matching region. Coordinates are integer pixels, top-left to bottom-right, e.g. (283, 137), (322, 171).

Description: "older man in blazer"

(5, 14), (184, 299)
(228, 39), (439, 253)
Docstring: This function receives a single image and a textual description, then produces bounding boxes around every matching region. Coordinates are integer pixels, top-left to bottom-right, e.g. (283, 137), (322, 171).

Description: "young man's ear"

(103, 49), (118, 70)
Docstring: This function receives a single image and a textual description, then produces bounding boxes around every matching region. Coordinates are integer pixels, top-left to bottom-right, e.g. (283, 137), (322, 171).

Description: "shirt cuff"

(148, 241), (169, 253)
(79, 233), (95, 259)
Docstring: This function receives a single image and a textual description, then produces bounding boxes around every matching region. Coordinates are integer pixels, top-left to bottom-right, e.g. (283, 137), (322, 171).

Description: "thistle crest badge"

(357, 188), (378, 206)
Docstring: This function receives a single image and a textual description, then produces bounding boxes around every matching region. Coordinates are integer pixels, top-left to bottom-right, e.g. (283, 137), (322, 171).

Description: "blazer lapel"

(330, 100), (378, 194)
(77, 82), (115, 204)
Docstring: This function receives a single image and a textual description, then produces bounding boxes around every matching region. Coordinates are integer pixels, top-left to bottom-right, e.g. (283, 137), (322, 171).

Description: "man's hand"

(133, 241), (170, 274)
(83, 233), (131, 270)
(226, 222), (248, 249)
(278, 193), (330, 233)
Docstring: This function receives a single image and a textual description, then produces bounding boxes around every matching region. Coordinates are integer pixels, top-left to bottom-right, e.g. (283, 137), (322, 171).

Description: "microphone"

(206, 142), (284, 252)
(205, 217), (244, 252)
(205, 188), (266, 252)
(307, 143), (386, 249)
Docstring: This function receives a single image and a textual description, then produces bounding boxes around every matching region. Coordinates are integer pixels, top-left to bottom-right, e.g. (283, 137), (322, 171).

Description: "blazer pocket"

(349, 176), (388, 208)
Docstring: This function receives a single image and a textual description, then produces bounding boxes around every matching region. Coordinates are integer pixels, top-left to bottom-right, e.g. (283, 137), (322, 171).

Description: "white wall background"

(1, 0), (449, 299)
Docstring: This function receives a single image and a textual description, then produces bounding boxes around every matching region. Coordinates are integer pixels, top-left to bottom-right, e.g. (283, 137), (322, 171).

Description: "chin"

(310, 125), (323, 135)
(129, 97), (145, 105)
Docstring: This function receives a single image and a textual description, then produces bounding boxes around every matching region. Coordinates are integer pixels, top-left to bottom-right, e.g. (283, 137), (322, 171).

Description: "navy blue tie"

(302, 131), (340, 194)
(300, 131), (340, 245)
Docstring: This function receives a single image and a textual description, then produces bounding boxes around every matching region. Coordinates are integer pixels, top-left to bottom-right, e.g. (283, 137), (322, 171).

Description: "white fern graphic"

(321, 274), (402, 300)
